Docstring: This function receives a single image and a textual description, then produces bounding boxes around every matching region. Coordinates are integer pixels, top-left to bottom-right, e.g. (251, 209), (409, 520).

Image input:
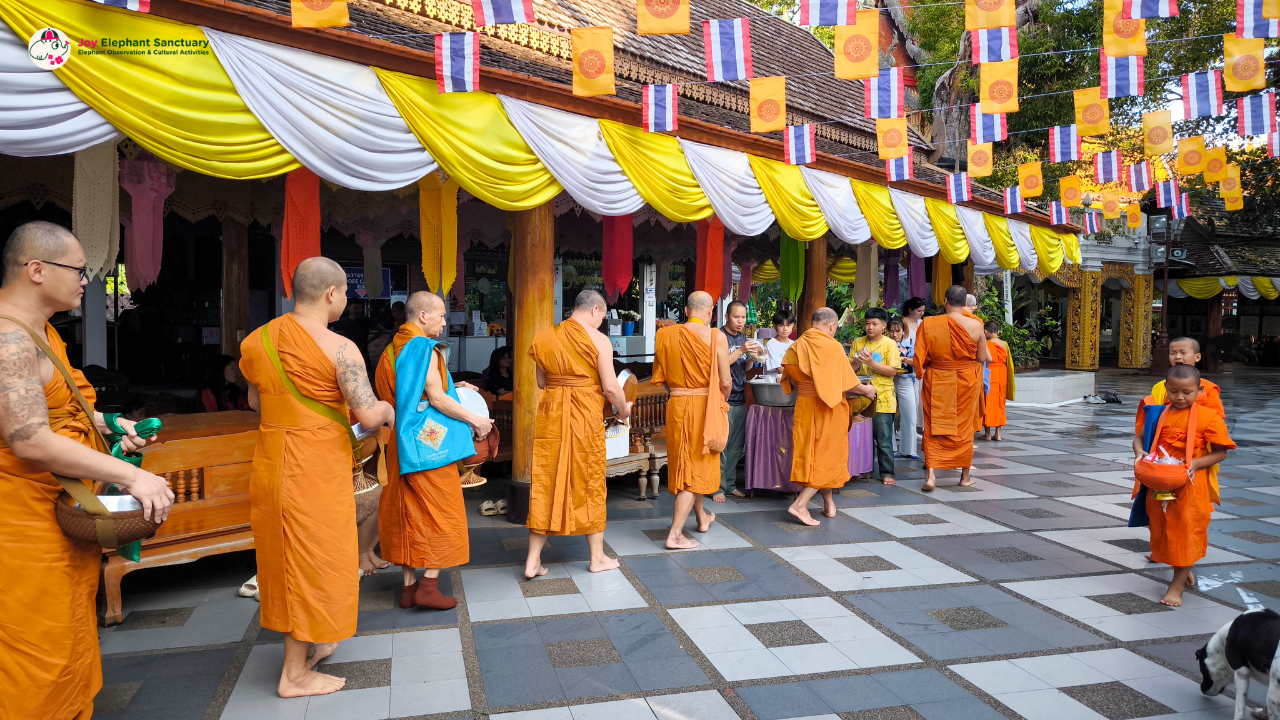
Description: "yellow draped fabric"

(1060, 233), (1082, 265)
(754, 260), (781, 282)
(747, 156), (829, 241)
(827, 257), (857, 282)
(418, 175), (459, 294)
(598, 120), (712, 222)
(1028, 225), (1064, 275)
(923, 198), (969, 264)
(983, 214), (1020, 270)
(376, 69), (560, 211)
(0, 0), (296, 178)
(932, 255), (950, 307)
(1254, 277), (1279, 300)
(849, 180), (907, 249)
(1222, 276), (1238, 287)
(1176, 277), (1224, 299)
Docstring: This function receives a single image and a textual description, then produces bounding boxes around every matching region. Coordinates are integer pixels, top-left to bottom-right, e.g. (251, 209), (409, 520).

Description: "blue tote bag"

(395, 336), (474, 474)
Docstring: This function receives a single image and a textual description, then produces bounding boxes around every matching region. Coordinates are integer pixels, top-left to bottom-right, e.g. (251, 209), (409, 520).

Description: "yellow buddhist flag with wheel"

(877, 118), (909, 160)
(1074, 88), (1110, 137)
(1267, 0), (1280, 18)
(1225, 35), (1266, 92)
(1019, 162), (1043, 198)
(1101, 192), (1121, 219)
(1225, 195), (1244, 211)
(751, 77), (786, 134)
(968, 141), (994, 178)
(1103, 0), (1146, 57)
(1143, 111), (1173, 155)
(965, 0), (1016, 30)
(980, 59), (1019, 114)
(572, 27), (615, 97)
(1204, 147), (1228, 184)
(291, 0), (349, 27)
(834, 13), (880, 81)
(1059, 175), (1083, 207)
(637, 0), (689, 35)
(1126, 203), (1142, 228)
(1220, 164), (1242, 198)
(1177, 137), (1207, 175)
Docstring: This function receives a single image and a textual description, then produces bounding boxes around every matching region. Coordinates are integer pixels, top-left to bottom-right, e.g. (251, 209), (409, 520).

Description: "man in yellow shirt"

(850, 308), (900, 485)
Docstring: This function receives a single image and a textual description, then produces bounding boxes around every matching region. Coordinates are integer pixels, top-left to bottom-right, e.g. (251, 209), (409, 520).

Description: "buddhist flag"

(1225, 35), (1266, 91)
(800, 0), (857, 26)
(572, 28), (615, 97)
(1059, 175), (1083, 207)
(1238, 92), (1279, 136)
(1018, 162), (1043, 198)
(1177, 136), (1207, 175)
(1225, 195), (1244, 211)
(472, 0), (535, 26)
(1100, 192), (1122, 219)
(1203, 146), (1227, 183)
(1127, 161), (1154, 192)
(1104, 0), (1146, 57)
(1182, 70), (1224, 118)
(750, 76), (785, 133)
(966, 0), (1015, 31)
(1074, 87), (1111, 136)
(1143, 110), (1174, 154)
(1050, 201), (1069, 225)
(968, 140), (994, 178)
(1238, 0), (1278, 39)
(291, 0), (349, 27)
(1269, 0), (1280, 19)
(1126, 203), (1143, 228)
(638, 0), (688, 35)
(1100, 49), (1144, 98)
(980, 59), (1019, 114)
(1220, 164), (1243, 198)
(877, 117), (909, 160)
(834, 13), (879, 81)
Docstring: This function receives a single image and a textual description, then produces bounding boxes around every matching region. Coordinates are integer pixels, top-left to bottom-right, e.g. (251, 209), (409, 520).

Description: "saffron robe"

(527, 318), (607, 536)
(652, 321), (729, 495)
(0, 325), (104, 720)
(375, 323), (467, 569)
(984, 340), (1010, 428)
(240, 314), (358, 643)
(782, 329), (863, 489)
(914, 315), (982, 470)
(1151, 378), (1224, 416)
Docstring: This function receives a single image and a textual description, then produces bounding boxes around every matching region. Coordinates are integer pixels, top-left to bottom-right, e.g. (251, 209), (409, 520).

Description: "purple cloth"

(744, 405), (874, 491)
(881, 250), (902, 310)
(848, 415), (873, 476)
(907, 249), (927, 304)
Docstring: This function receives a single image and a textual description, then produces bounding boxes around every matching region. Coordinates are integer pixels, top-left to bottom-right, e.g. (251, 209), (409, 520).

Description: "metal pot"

(749, 380), (796, 407)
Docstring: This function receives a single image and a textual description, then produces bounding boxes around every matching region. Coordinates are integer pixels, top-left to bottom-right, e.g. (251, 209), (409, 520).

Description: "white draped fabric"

(1237, 277), (1260, 299)
(0, 25), (119, 156)
(678, 138), (775, 236)
(1158, 280), (1189, 298)
(1007, 219), (1039, 273)
(888, 189), (939, 258)
(800, 167), (871, 245)
(499, 96), (644, 217)
(955, 205), (1000, 275)
(204, 28), (435, 192)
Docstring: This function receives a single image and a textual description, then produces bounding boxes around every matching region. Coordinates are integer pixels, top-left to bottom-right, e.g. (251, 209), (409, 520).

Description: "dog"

(1198, 608), (1280, 720)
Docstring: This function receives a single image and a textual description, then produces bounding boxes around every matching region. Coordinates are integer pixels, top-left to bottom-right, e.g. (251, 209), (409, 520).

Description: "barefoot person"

(376, 292), (492, 610)
(916, 285), (989, 491)
(0, 222), (173, 720)
(525, 289), (630, 578)
(714, 300), (762, 502)
(240, 257), (395, 698)
(981, 321), (1013, 442)
(653, 291), (731, 549)
(784, 307), (876, 525)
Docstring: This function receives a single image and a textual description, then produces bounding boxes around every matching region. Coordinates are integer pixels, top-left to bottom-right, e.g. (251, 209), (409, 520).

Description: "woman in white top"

(901, 297), (926, 342)
(760, 309), (796, 377)
(897, 297), (926, 459)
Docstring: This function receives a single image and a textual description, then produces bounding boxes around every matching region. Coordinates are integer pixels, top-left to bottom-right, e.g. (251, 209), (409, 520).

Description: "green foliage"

(744, 0), (833, 48)
(974, 285), (1045, 366)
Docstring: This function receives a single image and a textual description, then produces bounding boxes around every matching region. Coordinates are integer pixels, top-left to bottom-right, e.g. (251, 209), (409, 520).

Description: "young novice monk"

(1150, 337), (1224, 415)
(1131, 364), (1234, 607)
(981, 321), (1013, 442)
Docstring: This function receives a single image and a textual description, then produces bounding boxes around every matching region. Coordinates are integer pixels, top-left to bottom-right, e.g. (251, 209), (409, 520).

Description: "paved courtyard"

(93, 372), (1280, 720)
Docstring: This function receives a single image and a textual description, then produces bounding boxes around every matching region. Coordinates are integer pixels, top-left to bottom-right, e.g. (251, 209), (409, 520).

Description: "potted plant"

(618, 310), (641, 336)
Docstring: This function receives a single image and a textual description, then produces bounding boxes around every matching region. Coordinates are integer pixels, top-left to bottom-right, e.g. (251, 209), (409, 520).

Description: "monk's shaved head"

(574, 289), (607, 313)
(1168, 363), (1201, 384)
(686, 291), (714, 313)
(812, 307), (838, 325)
(406, 291), (444, 318)
(292, 257), (347, 304)
(1170, 336), (1200, 353)
(944, 285), (968, 307)
(3, 221), (73, 285)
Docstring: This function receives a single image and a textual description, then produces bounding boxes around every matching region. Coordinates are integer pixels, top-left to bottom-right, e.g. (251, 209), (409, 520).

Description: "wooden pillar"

(962, 260), (974, 294)
(221, 217), (250, 357)
(508, 201), (555, 524)
(1118, 273), (1153, 369)
(1065, 270), (1104, 370)
(797, 238), (827, 333)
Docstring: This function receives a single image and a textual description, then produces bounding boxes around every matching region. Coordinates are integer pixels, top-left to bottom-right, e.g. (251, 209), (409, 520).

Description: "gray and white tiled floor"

(94, 372), (1280, 719)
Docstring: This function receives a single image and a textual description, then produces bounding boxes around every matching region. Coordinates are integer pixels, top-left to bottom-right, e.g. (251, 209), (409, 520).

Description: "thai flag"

(1156, 178), (1180, 208)
(946, 173), (972, 203)
(1173, 193), (1190, 219)
(1004, 187), (1024, 214)
(1049, 125), (1081, 163)
(471, 0), (535, 27)
(886, 154), (914, 182)
(91, 0), (150, 10)
(1050, 201), (1070, 226)
(1127, 161), (1153, 192)
(1122, 0), (1178, 18)
(1238, 93), (1278, 137)
(784, 124), (817, 165)
(1094, 150), (1121, 184)
(1084, 211), (1101, 233)
(973, 28), (1018, 64)
(799, 0), (856, 26)
(703, 19), (753, 82)
(642, 84), (678, 133)
(864, 68), (905, 119)
(1100, 50), (1143, 98)
(1271, 132), (1280, 158)
(970, 106), (1008, 144)
(435, 33), (480, 94)
(1182, 71), (1223, 119)
(1238, 0), (1279, 39)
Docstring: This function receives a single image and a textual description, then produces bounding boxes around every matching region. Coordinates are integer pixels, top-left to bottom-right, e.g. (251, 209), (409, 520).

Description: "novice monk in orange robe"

(783, 307), (876, 526)
(241, 258), (395, 698)
(982, 320), (1012, 441)
(376, 292), (492, 610)
(0, 223), (172, 720)
(1150, 337), (1224, 415)
(915, 285), (990, 490)
(1131, 364), (1233, 607)
(652, 291), (731, 549)
(525, 289), (630, 579)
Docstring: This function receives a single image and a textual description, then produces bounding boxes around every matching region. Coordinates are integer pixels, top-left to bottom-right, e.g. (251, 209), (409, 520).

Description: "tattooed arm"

(0, 327), (174, 521)
(335, 341), (395, 430)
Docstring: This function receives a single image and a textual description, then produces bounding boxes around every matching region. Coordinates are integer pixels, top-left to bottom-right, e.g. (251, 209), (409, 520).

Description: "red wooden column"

(798, 237), (827, 333)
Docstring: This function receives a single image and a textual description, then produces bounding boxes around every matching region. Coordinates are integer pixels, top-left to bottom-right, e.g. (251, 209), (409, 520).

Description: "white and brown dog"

(1198, 608), (1280, 720)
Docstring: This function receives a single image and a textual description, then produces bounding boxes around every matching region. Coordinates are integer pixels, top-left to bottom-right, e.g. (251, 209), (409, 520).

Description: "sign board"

(343, 267), (393, 299)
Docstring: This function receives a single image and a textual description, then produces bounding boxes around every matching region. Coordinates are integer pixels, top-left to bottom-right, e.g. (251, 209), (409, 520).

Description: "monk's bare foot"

(279, 669), (345, 698)
(958, 475), (976, 487)
(665, 531), (699, 550)
(788, 503), (821, 527)
(732, 489), (747, 498)
(304, 643), (337, 671)
(589, 555), (621, 572)
(711, 492), (726, 504)
(359, 551), (390, 574)
(882, 476), (897, 486)
(697, 513), (716, 533)
(524, 564), (549, 580)
(922, 474), (936, 492)
(993, 432), (1002, 441)
(1144, 554), (1155, 563)
(822, 500), (837, 519)
(1160, 583), (1186, 607)
(1188, 571), (1196, 586)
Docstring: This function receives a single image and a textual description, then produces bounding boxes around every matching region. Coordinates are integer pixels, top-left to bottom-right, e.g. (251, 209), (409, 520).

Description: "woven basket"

(1134, 459), (1189, 493)
(55, 499), (161, 548)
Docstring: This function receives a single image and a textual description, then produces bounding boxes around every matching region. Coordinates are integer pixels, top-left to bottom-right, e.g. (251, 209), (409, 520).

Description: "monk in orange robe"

(376, 292), (492, 610)
(915, 285), (989, 491)
(0, 222), (172, 720)
(525, 289), (631, 578)
(241, 257), (395, 698)
(652, 291), (731, 549)
(1150, 337), (1224, 415)
(783, 307), (877, 526)
(1131, 364), (1233, 606)
(982, 320), (1010, 441)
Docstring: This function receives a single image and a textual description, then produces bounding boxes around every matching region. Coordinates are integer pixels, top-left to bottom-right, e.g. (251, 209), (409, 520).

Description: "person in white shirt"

(760, 310), (796, 377)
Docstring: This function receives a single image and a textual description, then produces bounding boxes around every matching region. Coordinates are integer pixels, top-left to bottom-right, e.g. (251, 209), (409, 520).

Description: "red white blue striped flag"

(1270, 133), (1280, 158)
(1050, 201), (1070, 226)
(89, 0), (150, 10)
(1157, 178), (1180, 208)
(703, 19), (753, 82)
(799, 0), (857, 26)
(1182, 71), (1223, 119)
(1173, 193), (1190, 219)
(1238, 0), (1279, 39)
(642, 84), (678, 133)
(1004, 186), (1024, 214)
(1126, 161), (1153, 192)
(1049, 125), (1081, 163)
(784, 124), (817, 165)
(886, 154), (914, 182)
(970, 106), (1007, 144)
(1084, 211), (1101, 233)
(435, 33), (480, 94)
(864, 68), (905, 119)
(1238, 93), (1278, 137)
(471, 0), (535, 27)
(1122, 0), (1178, 18)
(973, 28), (1018, 64)
(946, 173), (972, 203)
(1094, 150), (1121, 184)
(1100, 50), (1143, 98)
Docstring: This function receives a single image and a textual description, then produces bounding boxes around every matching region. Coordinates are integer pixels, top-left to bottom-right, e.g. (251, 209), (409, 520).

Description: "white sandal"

(479, 500), (500, 516)
(239, 575), (259, 601)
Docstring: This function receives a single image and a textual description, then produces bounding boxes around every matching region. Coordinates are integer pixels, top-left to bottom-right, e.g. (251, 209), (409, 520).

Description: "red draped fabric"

(602, 214), (634, 302)
(281, 167), (322, 299)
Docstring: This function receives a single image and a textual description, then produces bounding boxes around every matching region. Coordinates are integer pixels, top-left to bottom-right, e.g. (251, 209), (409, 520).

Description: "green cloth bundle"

(102, 414), (163, 562)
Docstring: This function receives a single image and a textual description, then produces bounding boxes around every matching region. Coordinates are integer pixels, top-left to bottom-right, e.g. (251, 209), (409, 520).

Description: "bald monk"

(653, 291), (732, 549)
(981, 320), (1012, 442)
(241, 257), (395, 698)
(784, 307), (877, 526)
(525, 289), (631, 578)
(915, 285), (990, 491)
(0, 222), (173, 720)
(1150, 337), (1224, 415)
(375, 292), (493, 610)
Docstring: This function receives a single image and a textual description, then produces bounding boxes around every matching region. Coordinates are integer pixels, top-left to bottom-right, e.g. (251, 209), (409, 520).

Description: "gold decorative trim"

(1065, 270), (1103, 371)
